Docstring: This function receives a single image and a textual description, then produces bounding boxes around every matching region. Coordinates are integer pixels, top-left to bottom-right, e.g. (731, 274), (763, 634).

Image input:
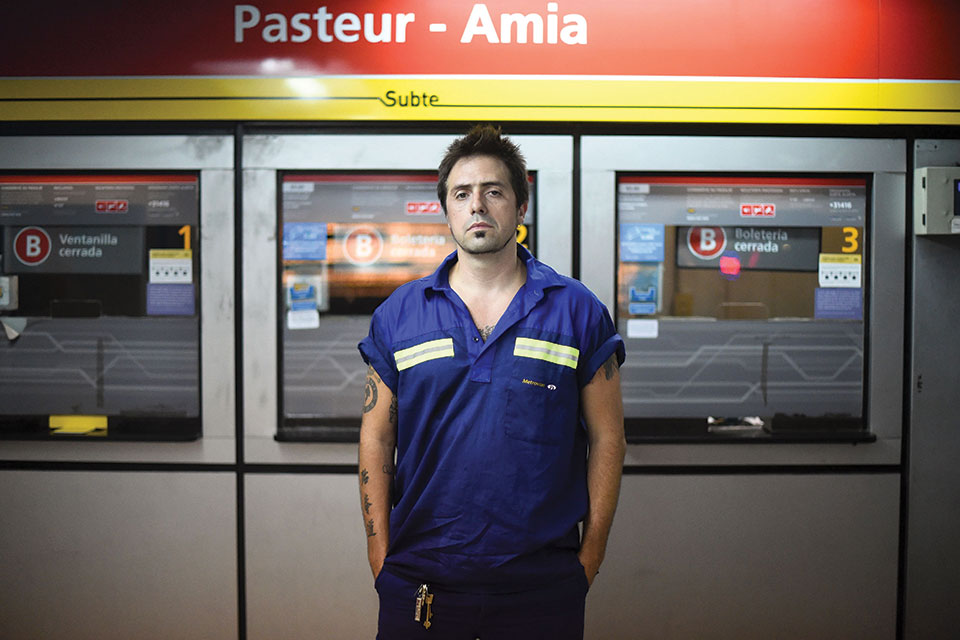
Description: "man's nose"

(469, 190), (485, 213)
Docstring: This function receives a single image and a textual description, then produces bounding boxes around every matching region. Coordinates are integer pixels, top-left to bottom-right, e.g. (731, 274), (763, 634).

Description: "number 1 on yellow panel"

(178, 225), (191, 251)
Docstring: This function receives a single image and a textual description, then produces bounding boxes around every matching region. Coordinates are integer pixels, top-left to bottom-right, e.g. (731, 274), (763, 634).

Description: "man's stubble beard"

(450, 224), (518, 256)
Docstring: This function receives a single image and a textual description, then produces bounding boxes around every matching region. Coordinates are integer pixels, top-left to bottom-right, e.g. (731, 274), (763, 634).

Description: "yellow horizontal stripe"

(150, 249), (192, 260)
(395, 338), (454, 371)
(48, 414), (107, 435)
(514, 337), (579, 369)
(1, 77), (958, 125)
(820, 253), (862, 264)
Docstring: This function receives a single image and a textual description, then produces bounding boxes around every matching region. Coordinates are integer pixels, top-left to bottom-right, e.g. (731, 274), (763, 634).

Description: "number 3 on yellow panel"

(842, 227), (859, 253)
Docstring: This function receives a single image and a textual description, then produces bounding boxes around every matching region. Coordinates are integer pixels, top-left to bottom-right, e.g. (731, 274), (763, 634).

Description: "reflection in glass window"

(616, 176), (868, 437)
(279, 172), (535, 439)
(0, 174), (201, 439)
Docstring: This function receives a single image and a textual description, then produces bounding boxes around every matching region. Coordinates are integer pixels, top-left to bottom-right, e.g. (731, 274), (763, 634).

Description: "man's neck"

(448, 244), (525, 296)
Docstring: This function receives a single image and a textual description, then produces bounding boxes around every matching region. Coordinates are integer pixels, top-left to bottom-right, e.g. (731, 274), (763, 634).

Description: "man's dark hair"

(437, 124), (528, 214)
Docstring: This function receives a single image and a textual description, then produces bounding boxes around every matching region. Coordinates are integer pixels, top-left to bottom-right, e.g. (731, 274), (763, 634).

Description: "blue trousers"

(375, 569), (589, 640)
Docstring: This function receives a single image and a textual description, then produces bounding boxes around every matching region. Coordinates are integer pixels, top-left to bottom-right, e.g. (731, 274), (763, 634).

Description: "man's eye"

(487, 190), (501, 197)
(454, 192), (468, 199)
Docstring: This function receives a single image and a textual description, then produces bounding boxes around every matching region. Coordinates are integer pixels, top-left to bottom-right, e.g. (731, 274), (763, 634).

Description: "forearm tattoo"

(361, 466), (375, 536)
(389, 395), (398, 426)
(602, 353), (619, 380)
(362, 365), (379, 413)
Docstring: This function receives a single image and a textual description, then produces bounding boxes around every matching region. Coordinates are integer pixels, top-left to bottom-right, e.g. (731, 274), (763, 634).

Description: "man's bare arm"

(578, 353), (626, 587)
(358, 365), (398, 580)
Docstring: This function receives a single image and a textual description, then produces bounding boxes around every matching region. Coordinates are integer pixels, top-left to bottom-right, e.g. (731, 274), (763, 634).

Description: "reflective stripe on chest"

(513, 337), (579, 369)
(394, 338), (455, 371)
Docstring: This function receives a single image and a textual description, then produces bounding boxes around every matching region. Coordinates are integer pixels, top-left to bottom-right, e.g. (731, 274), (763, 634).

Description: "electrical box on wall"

(915, 166), (960, 235)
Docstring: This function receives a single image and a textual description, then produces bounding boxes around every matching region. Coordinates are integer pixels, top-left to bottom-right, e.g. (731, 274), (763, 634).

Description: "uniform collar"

(426, 244), (566, 296)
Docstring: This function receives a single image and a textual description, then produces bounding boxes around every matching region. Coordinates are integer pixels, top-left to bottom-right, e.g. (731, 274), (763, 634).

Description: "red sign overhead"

(1, 0), (958, 81)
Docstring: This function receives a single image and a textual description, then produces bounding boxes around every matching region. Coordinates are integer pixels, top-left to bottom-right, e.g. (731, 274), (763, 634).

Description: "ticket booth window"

(615, 175), (869, 439)
(278, 171), (535, 440)
(0, 174), (201, 439)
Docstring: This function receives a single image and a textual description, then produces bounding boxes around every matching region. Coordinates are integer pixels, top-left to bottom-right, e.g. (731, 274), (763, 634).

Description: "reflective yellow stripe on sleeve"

(513, 337), (579, 369)
(394, 338), (455, 371)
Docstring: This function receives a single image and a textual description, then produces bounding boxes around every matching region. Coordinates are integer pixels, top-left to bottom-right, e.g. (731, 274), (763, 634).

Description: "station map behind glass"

(616, 176), (867, 436)
(279, 172), (535, 438)
(0, 175), (200, 438)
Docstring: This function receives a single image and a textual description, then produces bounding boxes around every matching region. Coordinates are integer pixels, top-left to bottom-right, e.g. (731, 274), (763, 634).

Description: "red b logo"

(686, 227), (727, 260)
(343, 226), (384, 266)
(14, 226), (52, 266)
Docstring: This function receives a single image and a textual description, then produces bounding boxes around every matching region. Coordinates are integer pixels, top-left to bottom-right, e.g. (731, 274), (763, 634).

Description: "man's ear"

(517, 201), (528, 225)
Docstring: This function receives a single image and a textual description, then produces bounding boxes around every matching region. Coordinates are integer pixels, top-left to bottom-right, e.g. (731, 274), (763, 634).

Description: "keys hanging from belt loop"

(423, 589), (434, 629)
(414, 584), (427, 623)
(414, 584), (434, 630)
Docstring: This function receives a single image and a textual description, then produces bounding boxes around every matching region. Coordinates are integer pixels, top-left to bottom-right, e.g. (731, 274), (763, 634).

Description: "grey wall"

(237, 472), (901, 640)
(244, 474), (379, 640)
(905, 137), (960, 639)
(589, 474), (899, 640)
(0, 468), (903, 640)
(0, 471), (238, 640)
(906, 235), (960, 639)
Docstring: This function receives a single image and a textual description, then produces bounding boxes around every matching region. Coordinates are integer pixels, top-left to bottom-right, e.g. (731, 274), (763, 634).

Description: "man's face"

(444, 155), (526, 256)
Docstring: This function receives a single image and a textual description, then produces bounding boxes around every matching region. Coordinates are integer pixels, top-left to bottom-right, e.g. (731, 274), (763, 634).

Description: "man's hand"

(370, 551), (386, 581)
(578, 549), (602, 587)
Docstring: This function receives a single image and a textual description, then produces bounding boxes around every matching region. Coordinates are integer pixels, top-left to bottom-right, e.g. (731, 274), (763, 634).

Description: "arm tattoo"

(362, 366), (379, 413)
(363, 494), (372, 514)
(360, 468), (369, 485)
(382, 462), (396, 476)
(389, 395), (398, 426)
(479, 325), (495, 341)
(602, 353), (619, 380)
(366, 518), (376, 537)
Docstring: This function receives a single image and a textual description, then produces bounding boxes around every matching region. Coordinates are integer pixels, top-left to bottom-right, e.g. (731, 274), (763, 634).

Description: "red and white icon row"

(740, 203), (776, 217)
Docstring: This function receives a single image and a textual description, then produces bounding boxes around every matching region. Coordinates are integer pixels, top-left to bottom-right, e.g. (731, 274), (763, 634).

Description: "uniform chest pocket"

(504, 338), (579, 444)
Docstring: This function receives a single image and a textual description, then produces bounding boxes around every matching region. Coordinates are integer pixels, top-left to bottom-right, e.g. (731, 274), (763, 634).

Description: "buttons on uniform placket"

(469, 328), (493, 383)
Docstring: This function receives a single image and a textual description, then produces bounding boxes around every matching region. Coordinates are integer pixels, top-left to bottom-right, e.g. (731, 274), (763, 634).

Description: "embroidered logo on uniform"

(522, 378), (546, 388)
(394, 338), (455, 371)
(513, 337), (579, 369)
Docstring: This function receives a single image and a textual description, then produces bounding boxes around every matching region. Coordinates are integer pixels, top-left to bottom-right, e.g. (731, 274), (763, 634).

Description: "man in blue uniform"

(358, 125), (625, 639)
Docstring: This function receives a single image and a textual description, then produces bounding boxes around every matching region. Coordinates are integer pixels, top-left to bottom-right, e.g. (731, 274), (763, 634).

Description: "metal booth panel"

(242, 134), (573, 464)
(244, 473), (378, 640)
(588, 473), (900, 640)
(0, 136), (235, 463)
(0, 470), (238, 640)
(580, 136), (905, 465)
